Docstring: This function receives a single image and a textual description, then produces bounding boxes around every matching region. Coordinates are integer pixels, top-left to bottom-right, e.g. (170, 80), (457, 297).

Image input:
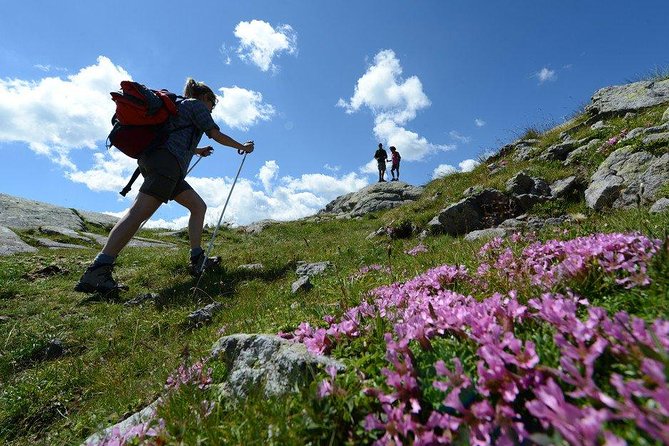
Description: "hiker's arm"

(207, 128), (254, 153)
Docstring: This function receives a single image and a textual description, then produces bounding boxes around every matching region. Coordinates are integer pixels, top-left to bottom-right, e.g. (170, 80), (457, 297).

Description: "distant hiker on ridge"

(374, 143), (389, 182)
(389, 146), (401, 181)
(75, 78), (254, 294)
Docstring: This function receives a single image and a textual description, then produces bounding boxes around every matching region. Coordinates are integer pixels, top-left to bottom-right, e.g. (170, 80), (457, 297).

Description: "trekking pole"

(196, 151), (248, 278)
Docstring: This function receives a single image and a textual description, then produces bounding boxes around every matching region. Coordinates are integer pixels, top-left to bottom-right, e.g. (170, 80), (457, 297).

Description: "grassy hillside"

(1, 99), (668, 445)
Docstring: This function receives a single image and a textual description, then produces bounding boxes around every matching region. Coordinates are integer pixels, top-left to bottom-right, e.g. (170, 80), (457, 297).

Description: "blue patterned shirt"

(164, 98), (219, 176)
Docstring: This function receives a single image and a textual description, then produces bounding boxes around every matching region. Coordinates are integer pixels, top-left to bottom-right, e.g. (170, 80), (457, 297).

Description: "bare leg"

(173, 188), (207, 249)
(102, 192), (162, 257)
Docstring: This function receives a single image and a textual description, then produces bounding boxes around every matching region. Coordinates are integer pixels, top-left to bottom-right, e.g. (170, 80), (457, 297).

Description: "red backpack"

(107, 81), (194, 196)
(106, 81), (182, 159)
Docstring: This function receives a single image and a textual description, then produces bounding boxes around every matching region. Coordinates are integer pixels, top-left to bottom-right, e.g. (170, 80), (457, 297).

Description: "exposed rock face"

(585, 146), (669, 210)
(0, 225), (37, 255)
(650, 197), (669, 213)
(0, 193), (118, 230)
(211, 334), (345, 399)
(586, 79), (669, 116)
(428, 189), (521, 236)
(319, 181), (423, 218)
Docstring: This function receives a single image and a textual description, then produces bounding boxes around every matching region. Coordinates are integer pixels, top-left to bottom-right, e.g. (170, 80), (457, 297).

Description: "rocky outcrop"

(0, 193), (173, 255)
(428, 189), (521, 236)
(0, 225), (37, 255)
(586, 79), (669, 116)
(319, 181), (423, 218)
(0, 193), (118, 230)
(585, 146), (669, 210)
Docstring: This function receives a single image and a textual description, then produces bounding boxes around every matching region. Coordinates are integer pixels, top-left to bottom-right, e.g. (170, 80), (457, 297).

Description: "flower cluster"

(87, 417), (165, 446)
(283, 232), (666, 444)
(405, 243), (428, 256)
(350, 264), (393, 281)
(477, 232), (661, 289)
(165, 360), (213, 391)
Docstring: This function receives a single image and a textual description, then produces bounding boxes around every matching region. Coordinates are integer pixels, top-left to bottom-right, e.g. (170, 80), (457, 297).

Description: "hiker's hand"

(196, 146), (214, 157)
(239, 141), (254, 154)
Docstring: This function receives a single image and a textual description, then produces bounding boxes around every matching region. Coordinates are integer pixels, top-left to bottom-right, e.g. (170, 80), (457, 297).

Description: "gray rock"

(506, 171), (535, 195)
(513, 144), (538, 161)
(319, 181), (423, 218)
(0, 193), (119, 231)
(36, 238), (87, 249)
(650, 197), (669, 213)
(429, 189), (521, 236)
(238, 263), (264, 271)
(550, 176), (582, 199)
(499, 215), (568, 231)
(295, 261), (331, 277)
(590, 120), (612, 130)
(586, 79), (669, 115)
(642, 132), (669, 145)
(240, 219), (276, 235)
(564, 139), (602, 165)
(623, 127), (647, 141)
(38, 226), (90, 241)
(187, 302), (223, 325)
(82, 400), (159, 446)
(506, 172), (551, 196)
(0, 226), (37, 256)
(81, 232), (175, 248)
(515, 194), (550, 212)
(540, 141), (577, 161)
(77, 210), (119, 229)
(585, 146), (669, 210)
(291, 275), (313, 294)
(210, 334), (345, 399)
(0, 193), (84, 230)
(464, 228), (508, 241)
(124, 293), (158, 307)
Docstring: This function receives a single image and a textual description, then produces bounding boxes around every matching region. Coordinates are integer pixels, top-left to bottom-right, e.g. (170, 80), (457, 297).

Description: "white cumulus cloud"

(213, 86), (275, 131)
(338, 49), (451, 165)
(234, 20), (297, 72)
(144, 162), (368, 229)
(475, 118), (486, 127)
(431, 158), (480, 179)
(0, 56), (130, 168)
(459, 159), (479, 172)
(432, 164), (457, 179)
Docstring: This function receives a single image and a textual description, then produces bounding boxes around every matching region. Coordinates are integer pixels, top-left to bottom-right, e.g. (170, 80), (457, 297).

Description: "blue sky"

(1, 1), (667, 228)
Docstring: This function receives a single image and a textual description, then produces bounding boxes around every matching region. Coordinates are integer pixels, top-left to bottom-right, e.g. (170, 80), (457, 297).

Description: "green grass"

(1, 99), (668, 445)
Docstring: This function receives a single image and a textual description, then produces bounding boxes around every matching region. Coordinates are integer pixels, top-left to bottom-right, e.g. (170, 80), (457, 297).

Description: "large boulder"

(211, 334), (345, 399)
(585, 146), (669, 210)
(319, 181), (423, 218)
(586, 79), (669, 116)
(428, 189), (521, 236)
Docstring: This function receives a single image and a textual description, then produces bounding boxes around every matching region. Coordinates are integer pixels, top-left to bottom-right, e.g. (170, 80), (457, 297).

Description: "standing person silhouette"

(75, 78), (254, 293)
(389, 146), (401, 181)
(374, 143), (389, 182)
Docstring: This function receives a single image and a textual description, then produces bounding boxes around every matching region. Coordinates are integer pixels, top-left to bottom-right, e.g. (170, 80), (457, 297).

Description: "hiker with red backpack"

(75, 78), (254, 294)
(389, 146), (401, 181)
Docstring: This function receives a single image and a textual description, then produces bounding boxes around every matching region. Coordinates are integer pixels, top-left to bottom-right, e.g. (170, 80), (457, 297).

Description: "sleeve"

(187, 100), (220, 133)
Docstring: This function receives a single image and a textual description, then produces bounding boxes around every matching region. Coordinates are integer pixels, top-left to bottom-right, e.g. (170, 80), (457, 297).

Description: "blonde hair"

(183, 78), (217, 105)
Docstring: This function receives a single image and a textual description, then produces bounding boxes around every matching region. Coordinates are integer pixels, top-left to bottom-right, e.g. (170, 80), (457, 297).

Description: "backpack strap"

(120, 167), (141, 197)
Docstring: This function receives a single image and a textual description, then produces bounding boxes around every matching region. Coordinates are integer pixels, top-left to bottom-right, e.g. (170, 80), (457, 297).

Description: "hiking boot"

(74, 263), (127, 293)
(189, 253), (222, 277)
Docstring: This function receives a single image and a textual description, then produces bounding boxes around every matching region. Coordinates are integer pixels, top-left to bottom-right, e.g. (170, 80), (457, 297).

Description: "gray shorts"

(137, 148), (192, 203)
